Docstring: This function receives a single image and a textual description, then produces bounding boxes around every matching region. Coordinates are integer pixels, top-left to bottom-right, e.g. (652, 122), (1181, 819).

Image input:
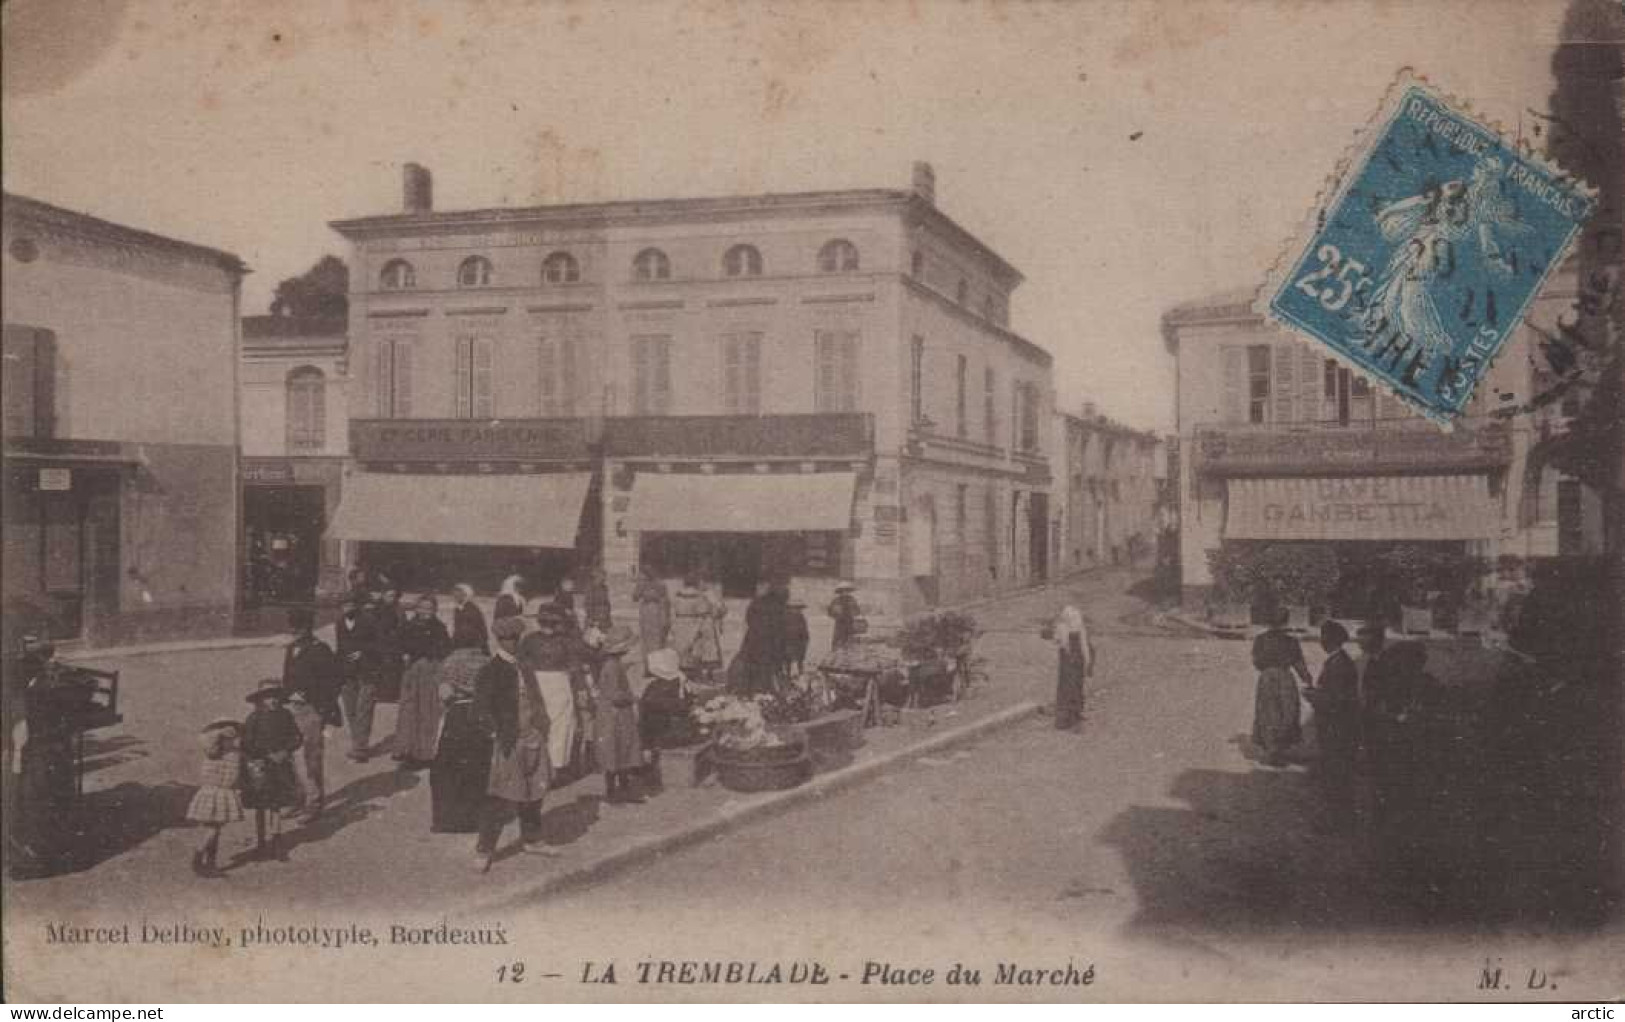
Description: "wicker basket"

(711, 740), (812, 792)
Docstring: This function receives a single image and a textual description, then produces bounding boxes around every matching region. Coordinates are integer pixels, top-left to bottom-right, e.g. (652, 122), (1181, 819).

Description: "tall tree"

(270, 255), (349, 319)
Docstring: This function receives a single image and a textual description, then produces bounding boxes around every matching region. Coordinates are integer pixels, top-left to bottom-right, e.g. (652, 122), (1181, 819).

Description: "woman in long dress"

(518, 606), (584, 782)
(632, 567), (671, 653)
(1250, 607), (1312, 767)
(450, 583), (489, 653)
(591, 626), (645, 804)
(393, 595), (451, 766)
(670, 575), (724, 683)
(429, 647), (493, 833)
(730, 583), (786, 695)
(1052, 605), (1092, 731)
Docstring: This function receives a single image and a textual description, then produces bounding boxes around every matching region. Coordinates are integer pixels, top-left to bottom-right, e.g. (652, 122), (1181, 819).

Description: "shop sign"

(351, 418), (591, 462)
(243, 461), (295, 484)
(38, 468), (71, 491)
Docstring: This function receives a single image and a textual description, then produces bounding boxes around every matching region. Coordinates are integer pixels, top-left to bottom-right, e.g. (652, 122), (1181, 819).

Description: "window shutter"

(454, 337), (472, 418)
(631, 338), (649, 413)
(560, 336), (578, 416)
(840, 332), (858, 411)
(1300, 347), (1325, 422)
(538, 338), (557, 416)
(814, 332), (834, 412)
(1221, 346), (1245, 423)
(1272, 342), (1296, 423)
(311, 375), (326, 445)
(473, 338), (495, 417)
(723, 334), (741, 413)
(376, 340), (394, 417)
(653, 338), (671, 413)
(394, 340), (413, 417)
(745, 333), (761, 413)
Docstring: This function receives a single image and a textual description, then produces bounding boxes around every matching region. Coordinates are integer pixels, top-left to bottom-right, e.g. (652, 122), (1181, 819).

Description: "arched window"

(379, 259), (416, 291)
(956, 278), (969, 305)
(457, 255), (494, 288)
(542, 251), (580, 284)
(633, 247), (671, 281)
(817, 238), (860, 273)
(723, 244), (764, 278)
(286, 366), (326, 451)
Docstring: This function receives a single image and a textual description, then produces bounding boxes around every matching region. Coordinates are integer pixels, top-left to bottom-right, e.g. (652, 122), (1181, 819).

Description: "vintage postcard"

(2, 0), (1621, 1005)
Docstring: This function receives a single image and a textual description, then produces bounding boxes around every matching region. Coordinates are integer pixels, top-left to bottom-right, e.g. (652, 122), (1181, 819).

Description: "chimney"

(911, 161), (936, 205)
(403, 163), (433, 214)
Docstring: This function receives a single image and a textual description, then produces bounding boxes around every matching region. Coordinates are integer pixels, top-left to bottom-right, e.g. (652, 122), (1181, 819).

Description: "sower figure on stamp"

(471, 616), (557, 872)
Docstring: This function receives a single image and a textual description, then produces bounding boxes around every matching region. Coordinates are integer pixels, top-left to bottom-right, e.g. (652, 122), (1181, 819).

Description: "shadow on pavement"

(267, 767), (423, 862)
(12, 781), (195, 880)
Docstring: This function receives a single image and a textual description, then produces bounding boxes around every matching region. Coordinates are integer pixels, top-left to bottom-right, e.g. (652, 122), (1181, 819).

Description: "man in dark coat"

(282, 607), (343, 815)
(827, 582), (863, 650)
(451, 584), (489, 653)
(472, 617), (556, 871)
(335, 592), (384, 762)
(731, 583), (788, 695)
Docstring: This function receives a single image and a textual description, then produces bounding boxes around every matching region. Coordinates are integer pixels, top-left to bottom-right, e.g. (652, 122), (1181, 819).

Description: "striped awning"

(1225, 476), (1499, 541)
(326, 472), (591, 549)
(626, 471), (857, 533)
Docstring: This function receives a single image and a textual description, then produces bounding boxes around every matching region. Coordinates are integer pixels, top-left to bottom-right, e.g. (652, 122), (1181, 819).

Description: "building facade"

(326, 163), (1054, 621)
(1053, 406), (1163, 575)
(239, 314), (351, 605)
(1162, 261), (1601, 622)
(2, 193), (246, 646)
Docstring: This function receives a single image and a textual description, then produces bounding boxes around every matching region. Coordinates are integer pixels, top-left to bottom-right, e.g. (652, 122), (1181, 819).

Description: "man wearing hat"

(471, 616), (556, 871)
(5, 633), (83, 876)
(282, 607), (342, 816)
(1304, 620), (1360, 832)
(335, 592), (383, 762)
(827, 582), (864, 651)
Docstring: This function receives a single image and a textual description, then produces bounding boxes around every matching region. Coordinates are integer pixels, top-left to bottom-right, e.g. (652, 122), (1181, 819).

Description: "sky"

(2, 0), (1571, 432)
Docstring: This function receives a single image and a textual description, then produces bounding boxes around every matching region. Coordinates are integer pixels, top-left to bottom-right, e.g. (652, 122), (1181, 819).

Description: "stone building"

(239, 314), (351, 605)
(2, 193), (246, 646)
(325, 163), (1054, 622)
(1161, 259), (1601, 621)
(1054, 405), (1163, 576)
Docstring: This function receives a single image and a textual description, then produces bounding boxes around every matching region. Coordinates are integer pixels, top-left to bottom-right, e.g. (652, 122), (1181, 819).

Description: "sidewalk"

(8, 575), (1130, 915)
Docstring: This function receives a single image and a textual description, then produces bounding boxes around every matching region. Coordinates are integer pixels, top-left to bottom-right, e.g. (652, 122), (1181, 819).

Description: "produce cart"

(816, 639), (907, 727)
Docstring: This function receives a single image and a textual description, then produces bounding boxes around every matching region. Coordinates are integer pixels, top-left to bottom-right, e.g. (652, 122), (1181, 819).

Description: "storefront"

(325, 419), (599, 594)
(241, 457), (347, 605)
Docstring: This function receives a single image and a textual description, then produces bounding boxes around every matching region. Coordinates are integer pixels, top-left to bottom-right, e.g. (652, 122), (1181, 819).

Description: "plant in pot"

(690, 694), (811, 792)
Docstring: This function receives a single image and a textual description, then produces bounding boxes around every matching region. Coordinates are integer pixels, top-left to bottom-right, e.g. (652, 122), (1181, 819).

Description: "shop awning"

(626, 471), (857, 533)
(326, 472), (592, 548)
(1225, 475), (1500, 541)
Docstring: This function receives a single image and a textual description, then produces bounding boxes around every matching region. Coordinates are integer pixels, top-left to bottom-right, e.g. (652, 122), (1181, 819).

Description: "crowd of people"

(183, 568), (868, 876)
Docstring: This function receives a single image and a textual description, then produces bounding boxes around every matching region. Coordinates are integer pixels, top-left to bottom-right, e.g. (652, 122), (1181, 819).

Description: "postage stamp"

(1262, 72), (1598, 426)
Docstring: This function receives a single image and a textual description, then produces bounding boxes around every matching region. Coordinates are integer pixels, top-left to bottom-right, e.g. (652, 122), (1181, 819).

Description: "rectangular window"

(375, 337), (414, 418)
(1247, 344), (1271, 424)
(1324, 359), (1339, 400)
(1016, 382), (1040, 453)
(955, 354), (968, 438)
(455, 336), (496, 418)
(722, 332), (762, 415)
(984, 367), (997, 446)
(956, 483), (968, 543)
(984, 484), (999, 578)
(631, 335), (672, 414)
(537, 336), (578, 417)
(910, 335), (925, 424)
(814, 330), (860, 412)
(286, 372), (326, 451)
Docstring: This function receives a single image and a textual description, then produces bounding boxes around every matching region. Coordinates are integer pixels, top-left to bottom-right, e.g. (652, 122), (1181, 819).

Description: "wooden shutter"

(375, 340), (394, 417)
(1272, 342), (1296, 423)
(1221, 346), (1245, 424)
(393, 340), (413, 417)
(723, 334), (742, 413)
(473, 338), (495, 417)
(744, 333), (761, 413)
(985, 367), (997, 445)
(538, 338), (557, 416)
(560, 335), (578, 416)
(1299, 345), (1325, 423)
(631, 337), (649, 413)
(653, 337), (671, 413)
(454, 337), (471, 418)
(839, 332), (858, 412)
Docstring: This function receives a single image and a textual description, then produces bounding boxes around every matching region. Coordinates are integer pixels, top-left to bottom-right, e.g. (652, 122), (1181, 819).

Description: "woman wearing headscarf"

(394, 594), (452, 767)
(670, 574), (725, 683)
(590, 626), (645, 804)
(1250, 606), (1312, 767)
(1303, 619), (1359, 831)
(632, 566), (671, 653)
(430, 645), (493, 833)
(451, 584), (489, 653)
(496, 575), (528, 623)
(1052, 605), (1093, 731)
(518, 604), (586, 782)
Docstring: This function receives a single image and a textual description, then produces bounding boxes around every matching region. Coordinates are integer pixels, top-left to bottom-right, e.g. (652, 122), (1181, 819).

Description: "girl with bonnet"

(187, 719), (244, 877)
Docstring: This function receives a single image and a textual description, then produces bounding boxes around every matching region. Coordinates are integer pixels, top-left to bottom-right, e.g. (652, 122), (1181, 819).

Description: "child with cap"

(241, 679), (303, 861)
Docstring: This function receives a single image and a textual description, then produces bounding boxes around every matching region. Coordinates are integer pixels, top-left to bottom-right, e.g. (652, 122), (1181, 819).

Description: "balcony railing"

(1193, 418), (1513, 476)
(603, 412), (873, 459)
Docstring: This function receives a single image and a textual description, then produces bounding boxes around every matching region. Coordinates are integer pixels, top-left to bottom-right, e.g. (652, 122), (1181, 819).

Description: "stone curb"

(60, 633), (293, 664)
(467, 699), (1043, 912)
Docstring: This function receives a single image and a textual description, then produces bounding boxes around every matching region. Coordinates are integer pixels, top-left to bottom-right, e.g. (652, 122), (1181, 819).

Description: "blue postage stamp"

(1263, 75), (1596, 426)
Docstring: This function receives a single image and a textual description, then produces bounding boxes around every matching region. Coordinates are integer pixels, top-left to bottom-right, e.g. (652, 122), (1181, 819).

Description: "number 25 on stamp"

(1264, 76), (1596, 426)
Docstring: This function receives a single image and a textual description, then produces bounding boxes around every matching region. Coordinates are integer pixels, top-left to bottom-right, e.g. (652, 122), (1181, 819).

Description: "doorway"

(243, 485), (326, 605)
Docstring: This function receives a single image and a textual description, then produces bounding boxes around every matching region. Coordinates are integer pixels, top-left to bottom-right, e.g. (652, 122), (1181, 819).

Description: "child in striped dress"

(187, 720), (244, 877)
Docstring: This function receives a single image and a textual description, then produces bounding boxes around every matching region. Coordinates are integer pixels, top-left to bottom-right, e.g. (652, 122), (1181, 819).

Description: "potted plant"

(691, 695), (811, 792)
